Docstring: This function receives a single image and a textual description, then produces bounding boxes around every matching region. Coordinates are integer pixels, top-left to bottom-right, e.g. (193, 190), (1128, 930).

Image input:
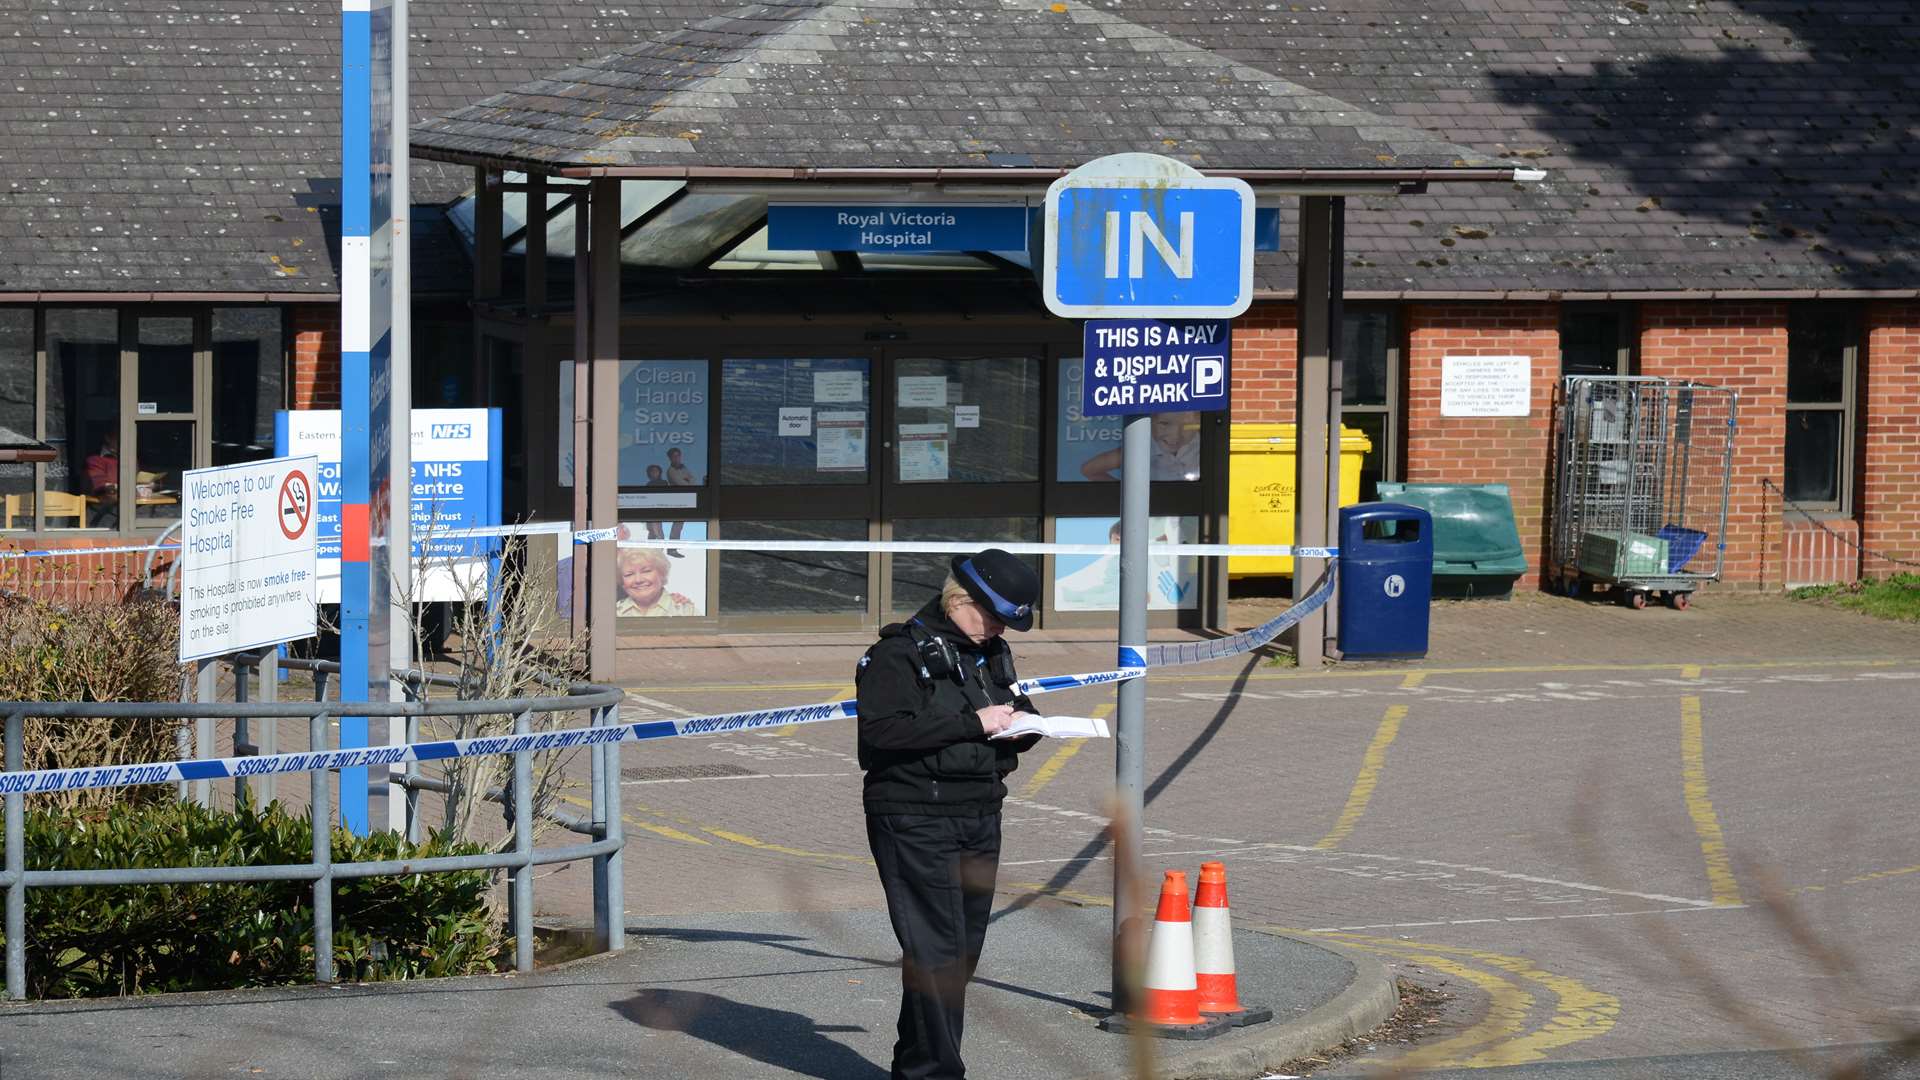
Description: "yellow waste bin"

(1228, 423), (1372, 577)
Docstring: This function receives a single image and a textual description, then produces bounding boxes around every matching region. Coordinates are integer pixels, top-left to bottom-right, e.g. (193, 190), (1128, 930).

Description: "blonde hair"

(618, 546), (671, 575)
(940, 574), (972, 616)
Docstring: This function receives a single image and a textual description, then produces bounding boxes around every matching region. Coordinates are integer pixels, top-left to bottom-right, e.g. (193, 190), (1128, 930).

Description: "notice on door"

(179, 455), (319, 663)
(816, 411), (867, 472)
(898, 423), (950, 482)
(897, 376), (948, 409)
(1441, 355), (1533, 417)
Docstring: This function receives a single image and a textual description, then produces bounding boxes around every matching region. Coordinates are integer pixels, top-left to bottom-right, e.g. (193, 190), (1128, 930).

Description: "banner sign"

(276, 409), (502, 603)
(767, 204), (1029, 253)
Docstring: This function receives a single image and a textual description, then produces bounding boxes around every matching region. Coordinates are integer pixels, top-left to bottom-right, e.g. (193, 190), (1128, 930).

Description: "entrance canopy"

(409, 0), (1538, 673)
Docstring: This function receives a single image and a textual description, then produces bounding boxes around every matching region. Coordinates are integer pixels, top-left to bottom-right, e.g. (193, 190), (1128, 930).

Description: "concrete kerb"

(533, 916), (1400, 1080)
(1068, 931), (1400, 1080)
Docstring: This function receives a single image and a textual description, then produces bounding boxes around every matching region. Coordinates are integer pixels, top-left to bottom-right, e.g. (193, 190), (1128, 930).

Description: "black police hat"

(951, 548), (1039, 632)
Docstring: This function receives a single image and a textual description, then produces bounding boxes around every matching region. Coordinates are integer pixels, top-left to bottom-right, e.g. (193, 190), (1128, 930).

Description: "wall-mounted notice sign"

(768, 204), (1029, 253)
(1440, 355), (1533, 417)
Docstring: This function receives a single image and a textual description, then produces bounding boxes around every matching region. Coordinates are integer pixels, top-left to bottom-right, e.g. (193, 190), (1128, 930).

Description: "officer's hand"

(975, 704), (1019, 735)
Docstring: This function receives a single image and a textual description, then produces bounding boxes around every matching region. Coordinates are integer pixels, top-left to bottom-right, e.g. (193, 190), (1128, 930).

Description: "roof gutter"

(409, 145), (1531, 186)
(0, 291), (339, 303)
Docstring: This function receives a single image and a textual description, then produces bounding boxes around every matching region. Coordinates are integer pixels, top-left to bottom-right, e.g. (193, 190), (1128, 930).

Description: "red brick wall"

(1401, 304), (1560, 584)
(1232, 305), (1297, 423)
(1862, 301), (1920, 579)
(1639, 303), (1785, 589)
(291, 303), (340, 410)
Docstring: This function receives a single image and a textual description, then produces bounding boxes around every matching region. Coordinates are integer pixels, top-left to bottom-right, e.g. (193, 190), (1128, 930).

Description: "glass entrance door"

(126, 315), (200, 527)
(879, 352), (1043, 618)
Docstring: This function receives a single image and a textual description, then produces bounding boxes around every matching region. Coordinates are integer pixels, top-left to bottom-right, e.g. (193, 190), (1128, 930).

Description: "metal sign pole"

(1113, 410), (1150, 1008)
(1043, 151), (1254, 1024)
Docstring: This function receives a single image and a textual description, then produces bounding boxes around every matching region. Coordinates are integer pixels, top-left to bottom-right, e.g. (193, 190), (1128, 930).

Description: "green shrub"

(4, 797), (500, 998)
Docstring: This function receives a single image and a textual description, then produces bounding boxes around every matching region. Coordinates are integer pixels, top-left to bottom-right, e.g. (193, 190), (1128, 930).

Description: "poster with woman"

(1053, 516), (1200, 611)
(614, 522), (708, 618)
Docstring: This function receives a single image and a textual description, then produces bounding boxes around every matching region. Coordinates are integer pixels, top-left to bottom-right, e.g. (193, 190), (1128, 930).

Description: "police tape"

(608, 538), (1340, 559)
(0, 524), (1337, 561)
(0, 564), (1338, 795)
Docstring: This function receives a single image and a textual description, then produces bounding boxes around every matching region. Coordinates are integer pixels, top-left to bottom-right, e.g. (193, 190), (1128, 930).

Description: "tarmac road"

(7, 592), (1918, 1079)
(563, 629), (1920, 1077)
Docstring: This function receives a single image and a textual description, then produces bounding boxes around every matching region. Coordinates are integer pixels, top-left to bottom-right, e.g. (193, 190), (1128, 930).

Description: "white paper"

(778, 407), (812, 437)
(1440, 355), (1532, 417)
(619, 492), (698, 509)
(953, 405), (980, 429)
(816, 410), (867, 472)
(897, 375), (948, 409)
(897, 423), (949, 482)
(989, 714), (1112, 741)
(814, 370), (863, 403)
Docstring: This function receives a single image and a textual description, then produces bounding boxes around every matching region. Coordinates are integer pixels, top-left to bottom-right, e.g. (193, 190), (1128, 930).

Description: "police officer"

(857, 548), (1045, 1080)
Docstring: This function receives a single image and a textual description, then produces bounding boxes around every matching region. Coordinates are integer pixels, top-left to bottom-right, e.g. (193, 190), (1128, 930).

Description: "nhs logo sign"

(1043, 154), (1255, 321)
(429, 422), (472, 440)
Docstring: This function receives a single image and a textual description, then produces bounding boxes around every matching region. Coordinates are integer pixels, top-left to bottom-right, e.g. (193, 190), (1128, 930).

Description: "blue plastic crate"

(1655, 525), (1707, 573)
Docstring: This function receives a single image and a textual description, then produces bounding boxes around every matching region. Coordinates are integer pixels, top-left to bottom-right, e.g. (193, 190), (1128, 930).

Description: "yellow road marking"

(1000, 880), (1118, 907)
(701, 828), (874, 866)
(1401, 671), (1428, 689)
(1314, 704), (1407, 851)
(554, 791), (711, 846)
(621, 657), (1906, 695)
(1018, 703), (1113, 798)
(1310, 931), (1619, 1068)
(1844, 864), (1920, 887)
(1681, 664), (1702, 679)
(1681, 695), (1744, 906)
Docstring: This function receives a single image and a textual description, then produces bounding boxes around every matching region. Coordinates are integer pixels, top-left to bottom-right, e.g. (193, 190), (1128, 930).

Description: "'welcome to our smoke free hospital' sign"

(179, 455), (319, 663)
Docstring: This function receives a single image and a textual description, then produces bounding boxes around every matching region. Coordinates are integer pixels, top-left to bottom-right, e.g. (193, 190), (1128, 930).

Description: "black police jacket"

(855, 599), (1042, 816)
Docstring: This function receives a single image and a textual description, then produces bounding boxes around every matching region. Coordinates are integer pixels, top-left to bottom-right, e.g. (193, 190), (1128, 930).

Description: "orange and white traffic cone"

(1193, 861), (1273, 1026)
(1101, 870), (1229, 1039)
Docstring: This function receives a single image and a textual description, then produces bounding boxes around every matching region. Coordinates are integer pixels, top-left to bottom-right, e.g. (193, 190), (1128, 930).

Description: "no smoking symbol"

(278, 471), (312, 541)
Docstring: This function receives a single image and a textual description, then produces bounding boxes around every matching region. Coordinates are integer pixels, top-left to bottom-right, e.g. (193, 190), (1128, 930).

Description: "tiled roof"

(4, 1), (1916, 296)
(1116, 0), (1920, 295)
(0, 1), (703, 294)
(410, 0), (1497, 173)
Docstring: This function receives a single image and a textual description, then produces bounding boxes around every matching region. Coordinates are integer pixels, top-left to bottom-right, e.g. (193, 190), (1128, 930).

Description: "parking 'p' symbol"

(1193, 356), (1225, 399)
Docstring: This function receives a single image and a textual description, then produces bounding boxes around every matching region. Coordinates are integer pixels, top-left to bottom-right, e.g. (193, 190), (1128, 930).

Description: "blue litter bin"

(1337, 503), (1434, 659)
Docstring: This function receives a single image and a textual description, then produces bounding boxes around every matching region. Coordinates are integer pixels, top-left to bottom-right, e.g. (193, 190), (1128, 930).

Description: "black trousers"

(866, 812), (1002, 1080)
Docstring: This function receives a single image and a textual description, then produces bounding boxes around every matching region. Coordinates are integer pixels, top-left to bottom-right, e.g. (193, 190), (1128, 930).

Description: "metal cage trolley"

(1550, 376), (1738, 610)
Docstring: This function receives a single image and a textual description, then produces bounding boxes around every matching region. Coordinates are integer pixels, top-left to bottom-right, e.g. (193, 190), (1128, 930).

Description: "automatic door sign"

(180, 455), (320, 662)
(278, 469), (312, 541)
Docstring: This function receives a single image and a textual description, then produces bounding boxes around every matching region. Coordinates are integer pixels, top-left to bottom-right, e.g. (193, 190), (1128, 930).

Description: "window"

(0, 306), (285, 531)
(1784, 306), (1858, 511)
(0, 311), (35, 521)
(1340, 308), (1399, 501)
(1560, 304), (1636, 378)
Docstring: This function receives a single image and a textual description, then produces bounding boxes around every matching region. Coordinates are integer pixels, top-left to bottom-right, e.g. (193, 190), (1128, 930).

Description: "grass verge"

(1789, 573), (1920, 622)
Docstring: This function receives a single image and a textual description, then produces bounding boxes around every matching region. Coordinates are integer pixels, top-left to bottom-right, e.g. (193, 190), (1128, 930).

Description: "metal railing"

(0, 654), (626, 1001)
